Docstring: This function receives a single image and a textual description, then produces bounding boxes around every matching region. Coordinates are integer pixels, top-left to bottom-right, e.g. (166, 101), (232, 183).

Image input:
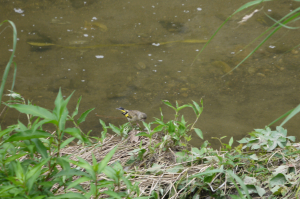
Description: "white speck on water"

(14, 8), (24, 13)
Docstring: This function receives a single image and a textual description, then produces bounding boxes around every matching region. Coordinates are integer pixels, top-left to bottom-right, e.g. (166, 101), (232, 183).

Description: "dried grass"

(56, 131), (213, 198)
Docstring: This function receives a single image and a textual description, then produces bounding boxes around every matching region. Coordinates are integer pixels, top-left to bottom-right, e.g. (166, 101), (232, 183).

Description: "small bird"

(116, 107), (147, 124)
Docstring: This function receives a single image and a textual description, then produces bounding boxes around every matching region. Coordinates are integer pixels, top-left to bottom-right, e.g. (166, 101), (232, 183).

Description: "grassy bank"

(0, 89), (300, 198)
(1, 1), (300, 196)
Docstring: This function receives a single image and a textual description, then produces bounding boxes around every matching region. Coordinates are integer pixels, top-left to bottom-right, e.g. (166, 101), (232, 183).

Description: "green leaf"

(190, 169), (223, 178)
(54, 168), (90, 178)
(280, 103), (300, 127)
(47, 192), (86, 199)
(168, 121), (175, 133)
(64, 128), (84, 141)
(97, 146), (117, 173)
(238, 138), (249, 144)
(162, 100), (176, 110)
(152, 125), (165, 133)
(153, 117), (165, 125)
(103, 190), (122, 199)
(0, 185), (16, 195)
(4, 153), (27, 164)
(68, 157), (96, 180)
(53, 88), (64, 117)
(99, 119), (108, 133)
(229, 137), (233, 146)
(26, 167), (42, 193)
(0, 125), (16, 138)
(142, 121), (151, 132)
(56, 157), (71, 170)
(249, 154), (258, 160)
(287, 136), (295, 142)
(194, 128), (203, 139)
(26, 158), (49, 180)
(71, 96), (82, 118)
(190, 104), (199, 116)
(166, 165), (184, 173)
(136, 132), (151, 138)
(7, 104), (57, 121)
(60, 137), (75, 149)
(177, 104), (191, 111)
(66, 176), (91, 190)
(227, 170), (251, 199)
(255, 185), (266, 197)
(270, 173), (287, 187)
(33, 196), (47, 199)
(192, 100), (202, 115)
(109, 123), (121, 135)
(121, 176), (132, 189)
(103, 166), (117, 181)
(160, 107), (164, 121)
(5, 130), (53, 142)
(77, 108), (95, 124)
(58, 108), (68, 132)
(32, 138), (48, 159)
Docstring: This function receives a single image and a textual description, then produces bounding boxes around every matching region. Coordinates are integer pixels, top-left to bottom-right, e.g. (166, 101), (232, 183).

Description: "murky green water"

(1, 0), (300, 147)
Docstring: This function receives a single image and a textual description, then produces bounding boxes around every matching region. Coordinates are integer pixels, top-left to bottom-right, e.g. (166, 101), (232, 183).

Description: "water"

(1, 0), (300, 148)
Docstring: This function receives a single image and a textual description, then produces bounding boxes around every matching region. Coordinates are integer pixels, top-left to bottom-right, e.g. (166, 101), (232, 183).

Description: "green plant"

(108, 122), (131, 139)
(0, 20), (17, 104)
(238, 126), (295, 151)
(0, 89), (94, 198)
(192, 0), (300, 77)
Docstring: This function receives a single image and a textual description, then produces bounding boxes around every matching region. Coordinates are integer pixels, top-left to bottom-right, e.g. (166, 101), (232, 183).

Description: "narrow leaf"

(64, 128), (84, 141)
(77, 108), (95, 124)
(97, 146), (117, 173)
(5, 130), (53, 142)
(194, 128), (203, 139)
(7, 104), (56, 121)
(71, 96), (82, 118)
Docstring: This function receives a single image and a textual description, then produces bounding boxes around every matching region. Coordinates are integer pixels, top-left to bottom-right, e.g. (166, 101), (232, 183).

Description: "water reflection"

(1, 0), (300, 148)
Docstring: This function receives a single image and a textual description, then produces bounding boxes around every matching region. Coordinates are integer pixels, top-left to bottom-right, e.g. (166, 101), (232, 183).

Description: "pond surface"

(1, 0), (300, 147)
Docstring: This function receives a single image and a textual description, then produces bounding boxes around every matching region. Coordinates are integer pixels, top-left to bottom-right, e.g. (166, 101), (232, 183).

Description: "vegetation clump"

(0, 90), (300, 198)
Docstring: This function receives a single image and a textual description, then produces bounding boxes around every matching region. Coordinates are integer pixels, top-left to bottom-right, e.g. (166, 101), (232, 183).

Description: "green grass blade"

(227, 170), (251, 199)
(0, 20), (17, 103)
(280, 104), (300, 127)
(10, 63), (17, 93)
(191, 0), (271, 65)
(236, 7), (300, 57)
(264, 11), (299, 29)
(267, 109), (294, 127)
(222, 9), (300, 77)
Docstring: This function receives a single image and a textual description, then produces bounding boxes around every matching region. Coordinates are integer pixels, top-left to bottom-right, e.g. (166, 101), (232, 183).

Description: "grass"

(0, 20), (17, 104)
